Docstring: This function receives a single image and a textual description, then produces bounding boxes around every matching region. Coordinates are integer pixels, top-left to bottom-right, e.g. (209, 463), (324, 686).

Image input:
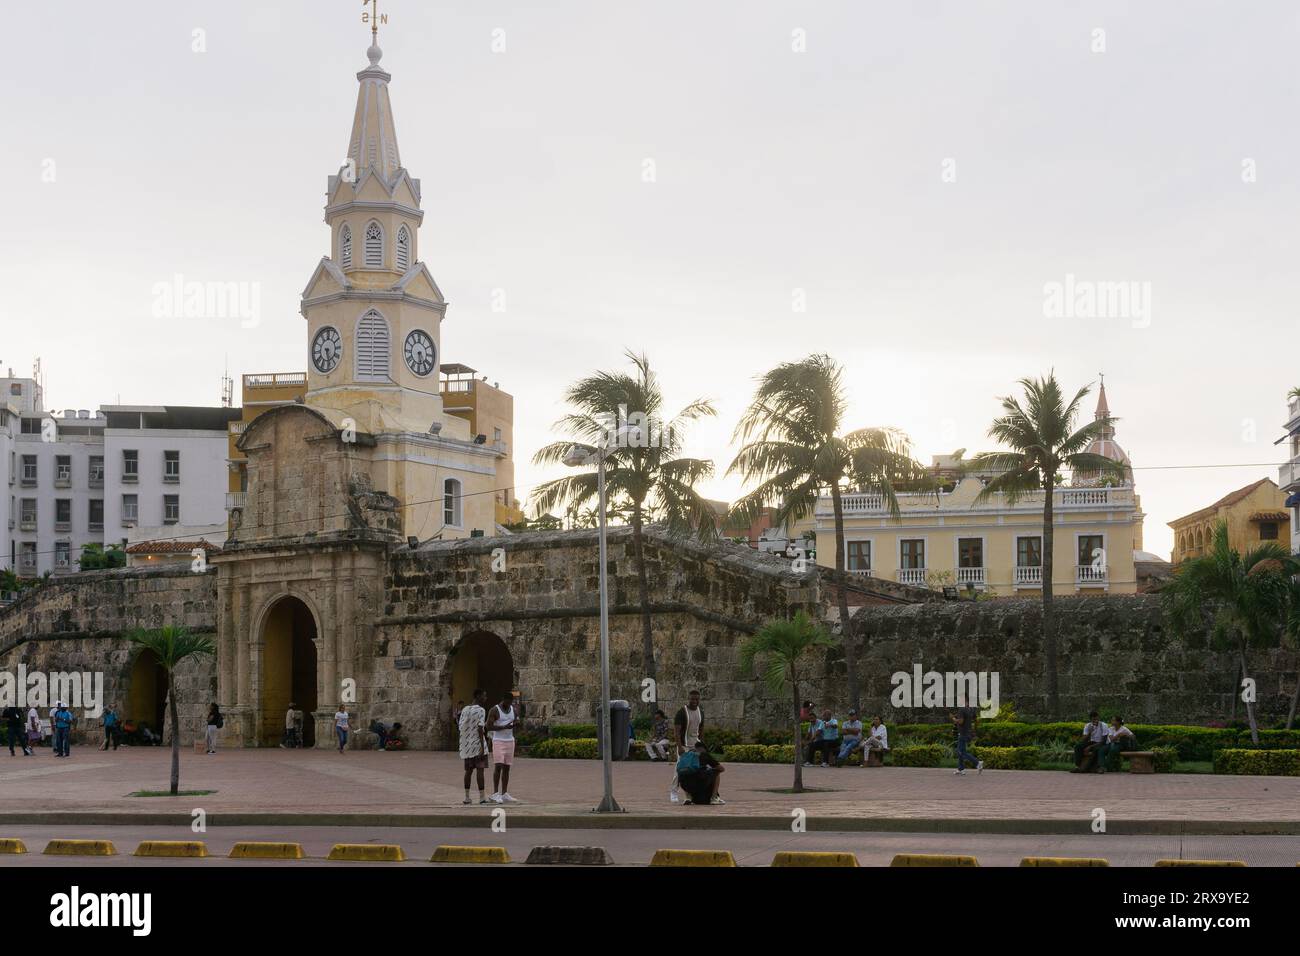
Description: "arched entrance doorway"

(260, 596), (319, 747)
(127, 649), (168, 737)
(449, 631), (514, 727)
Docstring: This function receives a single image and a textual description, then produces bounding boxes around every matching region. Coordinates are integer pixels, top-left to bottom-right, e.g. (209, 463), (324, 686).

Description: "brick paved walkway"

(2, 748), (1297, 831)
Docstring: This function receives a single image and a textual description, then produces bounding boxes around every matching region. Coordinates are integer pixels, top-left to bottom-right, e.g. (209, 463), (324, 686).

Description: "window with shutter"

(396, 225), (410, 271)
(364, 221), (383, 267)
(355, 310), (391, 381)
(340, 224), (352, 268)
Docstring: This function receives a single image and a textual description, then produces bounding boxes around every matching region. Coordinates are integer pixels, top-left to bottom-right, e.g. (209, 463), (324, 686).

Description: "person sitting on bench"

(1098, 716), (1135, 772)
(863, 715), (889, 764)
(836, 709), (864, 766)
(1071, 711), (1108, 773)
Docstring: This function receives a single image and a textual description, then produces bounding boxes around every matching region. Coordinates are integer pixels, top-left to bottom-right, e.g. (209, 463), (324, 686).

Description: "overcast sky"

(3, 1), (1298, 559)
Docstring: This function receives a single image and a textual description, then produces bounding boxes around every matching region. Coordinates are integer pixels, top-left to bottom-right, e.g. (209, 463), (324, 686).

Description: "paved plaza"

(1, 748), (1296, 833)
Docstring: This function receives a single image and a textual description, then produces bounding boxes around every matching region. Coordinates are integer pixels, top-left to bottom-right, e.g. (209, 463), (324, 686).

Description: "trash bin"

(595, 699), (632, 761)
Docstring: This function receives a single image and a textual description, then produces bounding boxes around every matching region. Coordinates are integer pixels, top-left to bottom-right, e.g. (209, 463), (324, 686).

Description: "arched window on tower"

(443, 478), (463, 528)
(339, 224), (352, 269)
(396, 224), (410, 271)
(364, 221), (383, 267)
(355, 309), (390, 381)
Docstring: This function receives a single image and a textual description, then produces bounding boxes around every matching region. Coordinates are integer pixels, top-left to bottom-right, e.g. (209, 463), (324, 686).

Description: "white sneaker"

(490, 793), (503, 803)
(953, 769), (966, 775)
(976, 760), (984, 773)
(502, 793), (518, 803)
(710, 796), (726, 805)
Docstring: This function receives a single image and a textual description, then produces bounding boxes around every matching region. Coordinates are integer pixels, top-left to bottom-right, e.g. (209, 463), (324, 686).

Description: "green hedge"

(970, 746), (1039, 770)
(718, 744), (795, 764)
(1152, 747), (1179, 773)
(549, 724), (597, 739)
(891, 744), (945, 768)
(530, 738), (598, 759)
(1212, 749), (1300, 776)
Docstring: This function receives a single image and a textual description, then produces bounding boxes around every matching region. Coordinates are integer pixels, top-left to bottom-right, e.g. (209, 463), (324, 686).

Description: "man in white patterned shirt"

(458, 689), (490, 805)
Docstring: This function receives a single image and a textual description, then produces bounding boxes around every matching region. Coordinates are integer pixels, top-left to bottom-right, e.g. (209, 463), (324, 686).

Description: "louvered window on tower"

(356, 310), (390, 381)
(396, 225), (410, 271)
(364, 222), (383, 267)
(340, 224), (352, 268)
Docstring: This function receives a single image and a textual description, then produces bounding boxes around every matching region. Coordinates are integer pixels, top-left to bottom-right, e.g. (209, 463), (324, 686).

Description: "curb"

(229, 842), (305, 860)
(328, 844), (406, 862)
(890, 853), (978, 867)
(1, 812), (1298, 836)
(134, 841), (208, 858)
(430, 845), (510, 864)
(43, 839), (116, 857)
(650, 849), (736, 867)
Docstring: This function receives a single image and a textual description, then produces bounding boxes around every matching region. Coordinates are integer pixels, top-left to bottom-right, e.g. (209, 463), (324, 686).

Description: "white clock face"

(312, 326), (342, 373)
(404, 329), (436, 377)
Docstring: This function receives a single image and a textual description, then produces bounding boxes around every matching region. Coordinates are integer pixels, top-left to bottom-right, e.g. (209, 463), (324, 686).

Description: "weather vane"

(362, 0), (387, 43)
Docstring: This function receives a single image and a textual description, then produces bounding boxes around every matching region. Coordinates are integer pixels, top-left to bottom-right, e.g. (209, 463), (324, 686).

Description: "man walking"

(3, 704), (29, 756)
(458, 688), (490, 805)
(100, 703), (121, 752)
(26, 704), (41, 754)
(487, 692), (518, 803)
(951, 705), (982, 775)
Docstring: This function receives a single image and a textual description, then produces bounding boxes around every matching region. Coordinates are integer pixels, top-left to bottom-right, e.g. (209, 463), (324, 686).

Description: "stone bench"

(1120, 750), (1155, 774)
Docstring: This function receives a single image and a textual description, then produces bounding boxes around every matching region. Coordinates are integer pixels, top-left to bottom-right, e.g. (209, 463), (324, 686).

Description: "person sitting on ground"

(383, 722), (406, 750)
(1098, 716), (1135, 773)
(1071, 711), (1108, 773)
(864, 715), (889, 764)
(836, 709), (864, 766)
(675, 741), (726, 806)
(645, 709), (671, 761)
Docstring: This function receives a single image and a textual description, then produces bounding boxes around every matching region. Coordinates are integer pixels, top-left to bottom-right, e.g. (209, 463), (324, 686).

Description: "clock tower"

(300, 37), (447, 436)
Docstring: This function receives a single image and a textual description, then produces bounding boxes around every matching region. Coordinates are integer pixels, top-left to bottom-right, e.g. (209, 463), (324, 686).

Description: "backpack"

(214, 712), (224, 729)
(676, 750), (700, 774)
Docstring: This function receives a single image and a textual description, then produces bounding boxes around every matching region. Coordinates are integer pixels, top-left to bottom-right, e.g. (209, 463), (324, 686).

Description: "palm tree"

(728, 354), (923, 711)
(1162, 521), (1297, 744)
(1287, 386), (1300, 402)
(970, 373), (1126, 717)
(126, 626), (216, 795)
(1284, 576), (1300, 730)
(739, 611), (840, 793)
(532, 351), (718, 689)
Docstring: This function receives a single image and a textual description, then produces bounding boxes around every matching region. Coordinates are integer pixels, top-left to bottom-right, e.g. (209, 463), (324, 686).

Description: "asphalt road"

(3, 825), (1299, 866)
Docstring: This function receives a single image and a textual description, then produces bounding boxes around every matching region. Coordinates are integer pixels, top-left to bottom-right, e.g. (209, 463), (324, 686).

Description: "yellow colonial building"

(1168, 477), (1290, 565)
(813, 385), (1144, 595)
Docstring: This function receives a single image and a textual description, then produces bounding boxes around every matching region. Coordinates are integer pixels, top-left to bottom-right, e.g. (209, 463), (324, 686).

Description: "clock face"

(404, 329), (436, 376)
(312, 326), (342, 373)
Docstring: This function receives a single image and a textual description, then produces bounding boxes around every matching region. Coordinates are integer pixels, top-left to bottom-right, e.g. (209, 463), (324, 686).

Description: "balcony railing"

(896, 568), (927, 586)
(1076, 564), (1109, 586)
(244, 372), (306, 389)
(229, 421), (248, 436)
(956, 567), (985, 586)
(18, 558), (36, 574)
(226, 492), (248, 511)
(19, 518), (36, 532)
(820, 483), (1135, 516)
(847, 567), (874, 577)
(1015, 565), (1043, 586)
(1280, 459), (1300, 491)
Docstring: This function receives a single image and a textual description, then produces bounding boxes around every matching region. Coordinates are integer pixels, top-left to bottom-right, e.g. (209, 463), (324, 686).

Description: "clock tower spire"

(300, 30), (447, 436)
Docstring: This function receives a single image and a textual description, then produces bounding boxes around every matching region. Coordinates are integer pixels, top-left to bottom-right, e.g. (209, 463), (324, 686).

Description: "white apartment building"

(1279, 391), (1300, 555)
(9, 409), (107, 578)
(101, 406), (240, 549)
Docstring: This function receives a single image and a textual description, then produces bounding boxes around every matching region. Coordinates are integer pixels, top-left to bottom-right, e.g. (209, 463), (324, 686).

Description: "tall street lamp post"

(562, 430), (629, 814)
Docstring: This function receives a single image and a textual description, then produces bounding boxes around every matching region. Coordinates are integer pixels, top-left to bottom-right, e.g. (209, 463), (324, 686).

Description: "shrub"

(751, 727), (794, 746)
(701, 728), (745, 751)
(970, 746), (1039, 770)
(1152, 747), (1179, 773)
(530, 738), (598, 759)
(762, 744), (796, 764)
(719, 744), (767, 762)
(549, 723), (597, 739)
(1213, 749), (1300, 776)
(891, 744), (945, 768)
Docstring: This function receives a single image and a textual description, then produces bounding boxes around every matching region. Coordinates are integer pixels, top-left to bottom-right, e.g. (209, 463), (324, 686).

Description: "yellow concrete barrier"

(328, 843), (406, 862)
(1155, 859), (1246, 867)
(890, 853), (978, 867)
(229, 842), (305, 860)
(430, 845), (510, 864)
(43, 840), (116, 857)
(771, 851), (859, 867)
(1021, 857), (1110, 867)
(649, 849), (737, 867)
(134, 841), (208, 858)
(0, 839), (28, 854)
